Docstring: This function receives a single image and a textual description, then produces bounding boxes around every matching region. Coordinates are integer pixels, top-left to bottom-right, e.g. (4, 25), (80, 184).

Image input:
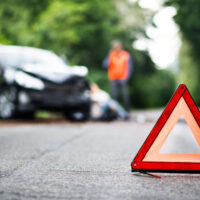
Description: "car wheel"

(0, 88), (17, 119)
(65, 110), (90, 122)
(65, 104), (91, 121)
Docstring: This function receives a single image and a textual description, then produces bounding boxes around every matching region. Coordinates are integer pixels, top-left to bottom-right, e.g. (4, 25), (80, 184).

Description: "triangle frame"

(131, 84), (200, 173)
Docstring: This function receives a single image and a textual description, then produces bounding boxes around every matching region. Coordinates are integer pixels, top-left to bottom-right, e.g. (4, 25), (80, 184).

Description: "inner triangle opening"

(160, 116), (200, 154)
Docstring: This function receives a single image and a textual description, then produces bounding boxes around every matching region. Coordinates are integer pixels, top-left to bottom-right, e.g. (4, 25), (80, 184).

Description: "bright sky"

(132, 0), (181, 69)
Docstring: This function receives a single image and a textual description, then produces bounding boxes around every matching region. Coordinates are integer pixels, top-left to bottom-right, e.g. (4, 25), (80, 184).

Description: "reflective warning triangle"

(131, 84), (200, 173)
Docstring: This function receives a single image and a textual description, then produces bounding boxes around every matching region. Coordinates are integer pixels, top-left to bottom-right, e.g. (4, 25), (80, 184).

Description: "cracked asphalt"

(0, 111), (200, 200)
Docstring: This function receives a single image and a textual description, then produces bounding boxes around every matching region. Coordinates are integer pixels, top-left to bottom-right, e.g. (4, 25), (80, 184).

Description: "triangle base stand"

(132, 161), (200, 173)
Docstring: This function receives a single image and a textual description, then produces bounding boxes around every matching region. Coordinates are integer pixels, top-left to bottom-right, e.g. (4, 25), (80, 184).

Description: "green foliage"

(33, 0), (117, 68)
(166, 0), (200, 104)
(129, 50), (175, 108)
(130, 70), (175, 108)
(166, 0), (200, 55)
(178, 37), (200, 102)
(87, 68), (110, 93)
(0, 0), (151, 69)
(132, 50), (156, 75)
(0, 0), (49, 45)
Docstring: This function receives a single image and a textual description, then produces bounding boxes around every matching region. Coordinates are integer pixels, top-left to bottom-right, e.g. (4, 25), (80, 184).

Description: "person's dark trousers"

(110, 80), (130, 112)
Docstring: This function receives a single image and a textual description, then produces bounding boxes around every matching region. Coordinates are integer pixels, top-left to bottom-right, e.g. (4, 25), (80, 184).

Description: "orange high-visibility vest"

(108, 50), (130, 80)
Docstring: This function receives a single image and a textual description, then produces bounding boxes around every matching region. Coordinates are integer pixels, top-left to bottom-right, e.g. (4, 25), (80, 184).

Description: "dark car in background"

(0, 45), (91, 121)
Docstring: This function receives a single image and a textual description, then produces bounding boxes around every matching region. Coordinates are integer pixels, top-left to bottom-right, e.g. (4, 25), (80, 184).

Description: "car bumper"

(17, 90), (91, 111)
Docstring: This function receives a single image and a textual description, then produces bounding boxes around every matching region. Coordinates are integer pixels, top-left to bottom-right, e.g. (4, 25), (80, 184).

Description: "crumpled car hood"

(21, 64), (88, 84)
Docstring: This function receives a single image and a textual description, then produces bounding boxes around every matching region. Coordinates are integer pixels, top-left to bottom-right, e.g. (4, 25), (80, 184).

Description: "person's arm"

(128, 55), (133, 79)
(102, 56), (109, 69)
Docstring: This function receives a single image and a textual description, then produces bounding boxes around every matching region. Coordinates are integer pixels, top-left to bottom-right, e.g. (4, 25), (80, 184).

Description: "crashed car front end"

(0, 45), (91, 120)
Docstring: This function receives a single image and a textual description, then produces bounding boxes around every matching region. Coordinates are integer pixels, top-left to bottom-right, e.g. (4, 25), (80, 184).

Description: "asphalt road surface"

(0, 111), (200, 200)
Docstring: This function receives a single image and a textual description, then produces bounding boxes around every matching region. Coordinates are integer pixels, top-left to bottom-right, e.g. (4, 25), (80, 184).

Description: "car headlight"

(4, 69), (16, 83)
(71, 66), (88, 77)
(15, 71), (45, 90)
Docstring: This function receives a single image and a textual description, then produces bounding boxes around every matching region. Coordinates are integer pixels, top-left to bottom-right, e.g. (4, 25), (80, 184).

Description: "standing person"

(103, 40), (133, 112)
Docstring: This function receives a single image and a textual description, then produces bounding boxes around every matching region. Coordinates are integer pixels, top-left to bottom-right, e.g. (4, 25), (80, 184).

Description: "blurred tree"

(129, 50), (175, 108)
(166, 0), (200, 54)
(32, 0), (118, 68)
(178, 36), (200, 102)
(114, 0), (153, 50)
(165, 0), (200, 102)
(0, 0), (49, 44)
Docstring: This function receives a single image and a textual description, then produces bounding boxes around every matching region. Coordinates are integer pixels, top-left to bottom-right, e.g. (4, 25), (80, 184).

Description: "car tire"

(65, 110), (90, 122)
(64, 104), (90, 122)
(0, 87), (17, 119)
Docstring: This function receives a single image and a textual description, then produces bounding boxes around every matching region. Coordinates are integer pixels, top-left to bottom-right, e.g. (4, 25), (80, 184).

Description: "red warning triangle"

(131, 84), (200, 173)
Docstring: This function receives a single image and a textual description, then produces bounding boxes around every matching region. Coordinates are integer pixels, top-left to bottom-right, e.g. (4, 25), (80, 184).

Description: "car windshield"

(0, 47), (68, 69)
